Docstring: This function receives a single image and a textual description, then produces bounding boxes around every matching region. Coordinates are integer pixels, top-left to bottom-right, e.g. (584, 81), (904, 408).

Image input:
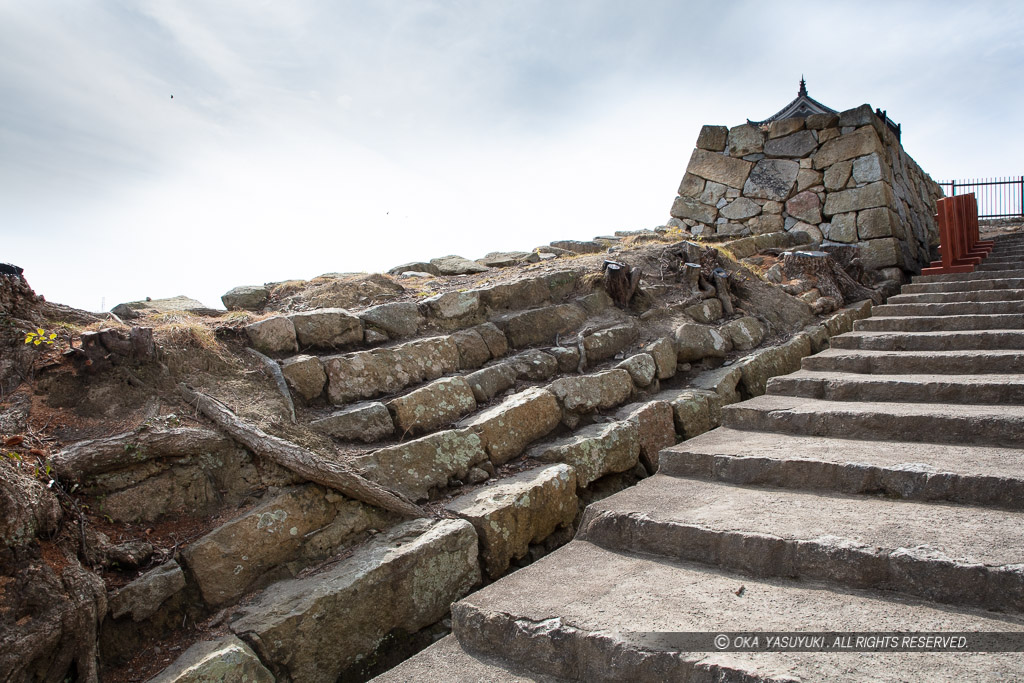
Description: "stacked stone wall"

(669, 104), (944, 274)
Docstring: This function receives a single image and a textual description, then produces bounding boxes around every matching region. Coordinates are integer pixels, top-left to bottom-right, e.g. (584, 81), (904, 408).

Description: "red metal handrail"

(921, 193), (991, 275)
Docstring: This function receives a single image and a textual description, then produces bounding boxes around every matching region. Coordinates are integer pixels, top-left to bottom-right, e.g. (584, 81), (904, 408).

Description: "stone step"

(767, 370), (1024, 404)
(578, 475), (1024, 612)
(228, 518), (481, 682)
(913, 268), (1024, 283)
(854, 314), (1024, 332)
(978, 262), (1024, 272)
(888, 289), (1024, 305)
(901, 278), (1024, 294)
(658, 427), (1024, 510)
(830, 329), (1024, 351)
(721, 394), (1024, 447)
(982, 256), (1024, 264)
(800, 348), (1024, 375)
(873, 301), (1024, 317)
(371, 635), (565, 682)
(450, 540), (1024, 682)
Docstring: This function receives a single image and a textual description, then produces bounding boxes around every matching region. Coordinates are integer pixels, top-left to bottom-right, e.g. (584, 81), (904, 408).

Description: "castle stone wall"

(669, 104), (943, 273)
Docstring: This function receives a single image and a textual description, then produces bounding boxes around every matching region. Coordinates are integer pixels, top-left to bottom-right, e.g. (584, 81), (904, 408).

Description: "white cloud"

(2, 1), (1023, 311)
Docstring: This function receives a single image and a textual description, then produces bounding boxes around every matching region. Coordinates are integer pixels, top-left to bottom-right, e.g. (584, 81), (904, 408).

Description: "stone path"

(377, 232), (1024, 681)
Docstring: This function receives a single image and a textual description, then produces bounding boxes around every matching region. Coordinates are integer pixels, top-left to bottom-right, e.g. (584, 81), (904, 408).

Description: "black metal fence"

(937, 177), (1023, 219)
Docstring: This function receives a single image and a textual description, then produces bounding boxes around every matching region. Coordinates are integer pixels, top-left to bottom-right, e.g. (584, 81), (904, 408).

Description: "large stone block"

(450, 328), (491, 370)
(430, 255), (489, 275)
(677, 172), (706, 198)
(645, 337), (677, 380)
(358, 301), (423, 339)
(670, 195), (718, 224)
(768, 118), (805, 138)
(696, 125), (729, 151)
(743, 159), (799, 201)
(812, 126), (884, 170)
(583, 323), (638, 363)
(736, 333), (812, 397)
(280, 354), (327, 402)
(246, 316), (298, 355)
(719, 316), (766, 351)
(615, 400), (675, 473)
(182, 485), (387, 607)
(852, 152), (890, 184)
(354, 429), (488, 501)
(473, 322), (509, 358)
(422, 291), (481, 320)
(686, 148), (753, 189)
(230, 519), (480, 683)
(763, 130), (818, 158)
(221, 286), (270, 312)
(823, 181), (895, 216)
(446, 464), (577, 579)
(151, 636), (273, 683)
(477, 277), (550, 310)
(109, 560), (186, 622)
(824, 212), (858, 243)
(700, 181), (728, 206)
(464, 363), (518, 403)
(311, 402), (394, 442)
(857, 237), (901, 270)
(823, 160), (853, 191)
(675, 322), (733, 362)
(528, 421), (640, 489)
(547, 369), (634, 415)
(460, 387), (562, 465)
(663, 389), (723, 440)
(290, 308), (363, 349)
(796, 168), (823, 192)
(514, 351), (563, 384)
(683, 298), (723, 324)
(498, 304), (587, 348)
(785, 191), (822, 225)
(616, 353), (657, 387)
(325, 336), (459, 403)
(857, 207), (899, 239)
(720, 197), (762, 221)
(386, 377), (477, 436)
(727, 124), (765, 157)
(806, 112), (839, 130)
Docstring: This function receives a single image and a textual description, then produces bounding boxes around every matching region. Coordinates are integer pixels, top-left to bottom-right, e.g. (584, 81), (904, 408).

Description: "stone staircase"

(128, 231), (897, 681)
(376, 232), (1024, 681)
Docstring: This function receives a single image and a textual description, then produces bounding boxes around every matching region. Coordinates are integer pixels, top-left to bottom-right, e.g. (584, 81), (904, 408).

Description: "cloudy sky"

(3, 1), (1022, 312)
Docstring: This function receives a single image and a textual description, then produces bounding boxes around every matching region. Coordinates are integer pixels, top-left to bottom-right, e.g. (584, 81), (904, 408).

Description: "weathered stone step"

(854, 314), (1024, 332)
(800, 348), (1024, 374)
(579, 475), (1024, 611)
(978, 262), (1024, 272)
(901, 278), (1024, 294)
(372, 635), (565, 682)
(873, 301), (1024, 317)
(913, 268), (1024, 283)
(888, 289), (1024, 305)
(768, 370), (1024, 404)
(831, 329), (1024, 351)
(722, 394), (1024, 447)
(658, 427), (1024, 509)
(982, 255), (1024, 264)
(229, 518), (480, 683)
(450, 540), (1024, 683)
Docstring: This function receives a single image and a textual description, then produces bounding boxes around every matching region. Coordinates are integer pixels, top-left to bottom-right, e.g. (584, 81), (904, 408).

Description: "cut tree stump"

(177, 384), (427, 518)
(781, 251), (882, 305)
(603, 260), (643, 308)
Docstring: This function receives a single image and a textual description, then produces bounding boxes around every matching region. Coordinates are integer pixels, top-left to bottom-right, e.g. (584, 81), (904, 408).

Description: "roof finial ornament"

(798, 75), (807, 97)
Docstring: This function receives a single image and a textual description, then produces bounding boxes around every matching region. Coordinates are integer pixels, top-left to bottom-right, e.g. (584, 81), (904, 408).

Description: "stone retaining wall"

(669, 105), (943, 275)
